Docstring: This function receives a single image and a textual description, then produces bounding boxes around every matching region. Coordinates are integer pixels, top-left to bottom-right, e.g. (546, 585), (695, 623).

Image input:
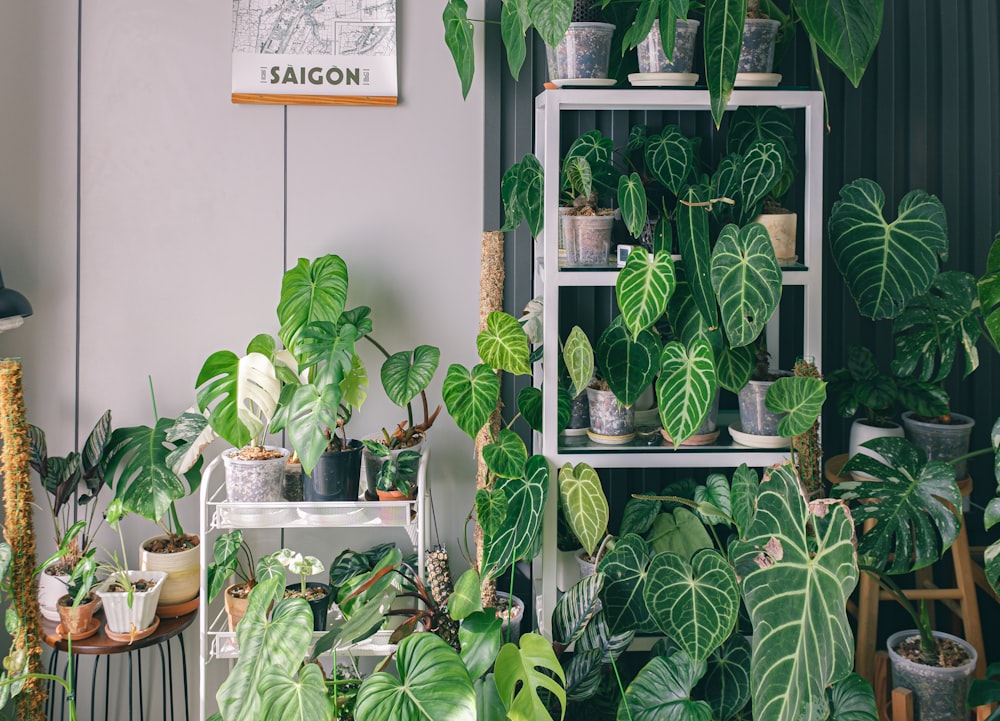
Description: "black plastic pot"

(285, 582), (333, 631)
(303, 441), (363, 502)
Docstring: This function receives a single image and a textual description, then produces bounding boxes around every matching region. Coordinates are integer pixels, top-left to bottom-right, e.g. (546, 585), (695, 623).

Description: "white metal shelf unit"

(197, 448), (430, 720)
(532, 88), (824, 638)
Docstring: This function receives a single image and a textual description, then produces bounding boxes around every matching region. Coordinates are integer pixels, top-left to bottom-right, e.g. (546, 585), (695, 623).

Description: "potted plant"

(361, 443), (421, 501)
(545, 1), (616, 83)
(275, 548), (332, 631)
(206, 529), (282, 632)
(28, 410), (112, 622)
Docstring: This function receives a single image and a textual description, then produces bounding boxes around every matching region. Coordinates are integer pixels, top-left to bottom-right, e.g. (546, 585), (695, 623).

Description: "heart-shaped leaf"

(796, 0), (883, 87)
(656, 339), (716, 448)
(694, 634), (752, 721)
(563, 326), (595, 398)
(443, 0), (475, 98)
(676, 186), (716, 328)
(729, 463), (858, 721)
(711, 222), (782, 347)
(476, 487), (508, 539)
(494, 634), (566, 721)
(478, 312), (531, 375)
(616, 249), (676, 339)
(278, 255), (350, 356)
(483, 430), (528, 480)
(619, 496), (661, 536)
(528, 0), (572, 48)
(459, 611), (503, 681)
(552, 573), (604, 648)
(597, 533), (652, 635)
(620, 652), (713, 721)
(558, 462), (609, 557)
(258, 663), (333, 721)
(517, 385), (570, 435)
(482, 455), (550, 580)
(729, 463), (759, 538)
(735, 141), (784, 225)
(979, 231), (1000, 351)
(596, 320), (661, 407)
(715, 340), (754, 393)
(644, 549), (739, 665)
(646, 126), (694, 195)
(646, 507), (713, 560)
(694, 473), (731, 526)
(703, 0), (747, 127)
(835, 437), (961, 574)
(829, 179), (948, 320)
(764, 375), (827, 437)
(442, 363), (500, 439)
(381, 345), (440, 409)
(449, 568), (483, 621)
(618, 173), (648, 239)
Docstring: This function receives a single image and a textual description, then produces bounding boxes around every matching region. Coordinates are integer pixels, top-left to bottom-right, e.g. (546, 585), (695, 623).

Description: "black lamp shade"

(0, 267), (32, 320)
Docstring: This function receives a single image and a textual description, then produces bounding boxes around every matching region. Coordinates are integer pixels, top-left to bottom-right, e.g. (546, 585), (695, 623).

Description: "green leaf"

(835, 438), (961, 574)
(622, 0), (660, 52)
(646, 507), (713, 560)
(356, 633), (476, 721)
(450, 569), (483, 621)
(196, 346), (280, 448)
(644, 549), (739, 665)
(552, 573), (603, 648)
(676, 186), (716, 328)
(565, 156), (594, 201)
(443, 0), (475, 98)
(656, 339), (716, 448)
(500, 1), (527, 80)
(277, 255), (349, 356)
(517, 385), (570, 435)
(478, 311), (532, 375)
(563, 326), (595, 398)
(619, 652), (713, 721)
(528, 0), (572, 49)
(495, 634), (566, 721)
(892, 271), (981, 383)
(207, 530), (243, 601)
(645, 126), (694, 196)
(597, 533), (652, 635)
(442, 363), (500, 439)
(476, 487), (508, 539)
(258, 663), (334, 721)
(618, 173), (648, 239)
(765, 375), (827, 437)
(694, 473), (732, 526)
(703, 0), (747, 127)
(711, 222), (782, 347)
(564, 649), (604, 702)
(729, 463), (858, 721)
(516, 154), (545, 238)
(483, 430), (528, 480)
(619, 496), (661, 536)
(616, 249), (676, 340)
(576, 609), (636, 664)
(558, 462), (609, 557)
(829, 179), (948, 320)
(482, 456), (550, 579)
(694, 634), (752, 721)
(459, 611), (503, 680)
(826, 672), (879, 721)
(796, 0), (883, 87)
(381, 345), (440, 408)
(979, 231), (1000, 351)
(735, 141), (784, 225)
(596, 321), (661, 407)
(280, 383), (341, 476)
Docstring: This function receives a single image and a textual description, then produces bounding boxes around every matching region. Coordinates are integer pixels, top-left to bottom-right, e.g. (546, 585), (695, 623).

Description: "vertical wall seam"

(283, 106), (288, 269)
(75, 0), (83, 453)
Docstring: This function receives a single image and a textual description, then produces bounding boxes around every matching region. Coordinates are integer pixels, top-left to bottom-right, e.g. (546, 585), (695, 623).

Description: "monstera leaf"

(829, 180), (948, 320)
(558, 462), (609, 558)
(597, 533), (652, 635)
(764, 376), (827, 437)
(979, 231), (1000, 351)
(646, 126), (695, 195)
(481, 455), (550, 580)
(355, 632), (476, 721)
(644, 549), (739, 665)
(596, 320), (661, 407)
(563, 326), (595, 398)
(891, 270), (981, 383)
(835, 437), (961, 575)
(494, 634), (567, 721)
(277, 255), (350, 356)
(676, 186), (716, 328)
(478, 311), (531, 375)
(656, 339), (716, 448)
(616, 249), (676, 340)
(694, 634), (752, 721)
(553, 573), (604, 648)
(381, 345), (440, 408)
(729, 463), (858, 721)
(442, 363), (500, 439)
(711, 223), (782, 347)
(796, 0), (883, 87)
(620, 652), (713, 721)
(703, 0), (747, 127)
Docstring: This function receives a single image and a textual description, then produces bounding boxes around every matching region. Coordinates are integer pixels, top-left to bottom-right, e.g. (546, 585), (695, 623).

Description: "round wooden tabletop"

(41, 610), (196, 655)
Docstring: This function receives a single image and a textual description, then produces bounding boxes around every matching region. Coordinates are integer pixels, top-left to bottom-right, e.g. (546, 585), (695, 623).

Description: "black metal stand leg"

(104, 652), (111, 721)
(179, 632), (190, 721)
(127, 652), (134, 721)
(90, 655), (100, 721)
(45, 649), (59, 719)
(137, 649), (144, 721)
(156, 642), (167, 721)
(166, 637), (175, 721)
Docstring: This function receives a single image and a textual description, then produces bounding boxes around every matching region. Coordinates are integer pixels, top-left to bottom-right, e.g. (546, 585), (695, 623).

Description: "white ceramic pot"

(848, 419), (904, 479)
(38, 562), (70, 622)
(556, 549), (583, 593)
(139, 535), (200, 606)
(96, 570), (167, 634)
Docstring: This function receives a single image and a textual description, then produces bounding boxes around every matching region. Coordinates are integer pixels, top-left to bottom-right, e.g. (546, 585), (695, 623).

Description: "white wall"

(0, 1), (484, 718)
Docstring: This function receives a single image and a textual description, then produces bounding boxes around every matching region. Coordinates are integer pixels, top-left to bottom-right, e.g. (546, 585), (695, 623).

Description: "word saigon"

(267, 65), (364, 86)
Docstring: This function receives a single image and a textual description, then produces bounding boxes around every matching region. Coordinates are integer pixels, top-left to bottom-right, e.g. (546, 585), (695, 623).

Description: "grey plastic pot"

(737, 372), (791, 436)
(222, 446), (289, 503)
(636, 19), (700, 74)
(901, 411), (975, 479)
(546, 22), (616, 80)
(738, 18), (780, 73)
(887, 629), (977, 721)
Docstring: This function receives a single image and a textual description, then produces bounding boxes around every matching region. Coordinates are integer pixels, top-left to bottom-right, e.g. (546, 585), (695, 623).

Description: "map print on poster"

(232, 0), (397, 106)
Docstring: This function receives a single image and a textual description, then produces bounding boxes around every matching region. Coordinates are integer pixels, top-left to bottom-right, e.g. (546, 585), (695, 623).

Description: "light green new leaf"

(618, 173), (648, 239)
(258, 663), (333, 721)
(563, 326), (595, 398)
(656, 339), (716, 448)
(694, 634), (752, 721)
(528, 0), (572, 48)
(277, 255), (349, 356)
(796, 0), (883, 87)
(381, 345), (440, 408)
(765, 375), (827, 437)
(597, 533), (652, 635)
(559, 462), (609, 557)
(443, 0), (475, 98)
(478, 311), (532, 375)
(694, 473), (731, 526)
(729, 463), (858, 721)
(355, 633), (476, 721)
(646, 507), (713, 560)
(619, 652), (713, 721)
(704, 0), (747, 127)
(616, 249), (676, 340)
(449, 568), (483, 621)
(979, 231), (1000, 352)
(676, 186), (715, 328)
(442, 363), (500, 439)
(483, 429), (528, 480)
(644, 549), (739, 665)
(500, 1), (527, 81)
(711, 222), (782, 347)
(596, 320), (662, 407)
(495, 634), (567, 721)
(552, 573), (604, 648)
(645, 126), (694, 196)
(482, 456), (550, 579)
(835, 437), (961, 574)
(829, 179), (948, 320)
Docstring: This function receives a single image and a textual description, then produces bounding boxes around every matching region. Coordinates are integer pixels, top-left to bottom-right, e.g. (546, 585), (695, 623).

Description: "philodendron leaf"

(277, 255), (349, 356)
(381, 345), (440, 408)
(619, 496), (661, 536)
(829, 179), (948, 320)
(704, 0), (747, 127)
(558, 462), (609, 558)
(449, 568), (483, 621)
(711, 223), (782, 347)
(517, 385), (570, 435)
(735, 140), (784, 226)
(516, 154), (545, 238)
(892, 270), (981, 383)
(694, 634), (752, 721)
(475, 487), (508, 539)
(596, 320), (662, 407)
(565, 155), (594, 201)
(563, 326), (595, 398)
(729, 463), (858, 721)
(483, 429), (528, 480)
(258, 663), (334, 721)
(764, 376), (827, 437)
(597, 533), (652, 635)
(459, 611), (503, 681)
(619, 652), (713, 721)
(979, 231), (1000, 351)
(646, 507), (713, 560)
(676, 185), (715, 328)
(644, 549), (739, 665)
(694, 473), (731, 526)
(716, 338), (755, 393)
(443, 0), (475, 98)
(645, 125), (694, 196)
(618, 173), (648, 239)
(616, 249), (676, 339)
(835, 437), (961, 574)
(482, 455), (550, 580)
(478, 311), (532, 375)
(796, 0), (883, 88)
(494, 634), (567, 721)
(528, 0), (572, 48)
(656, 339), (716, 448)
(355, 633), (476, 721)
(500, 1), (527, 81)
(442, 363), (500, 439)
(826, 672), (879, 721)
(552, 573), (604, 648)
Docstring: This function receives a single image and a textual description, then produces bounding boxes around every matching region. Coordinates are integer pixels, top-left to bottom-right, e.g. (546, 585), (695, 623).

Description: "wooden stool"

(826, 455), (986, 688)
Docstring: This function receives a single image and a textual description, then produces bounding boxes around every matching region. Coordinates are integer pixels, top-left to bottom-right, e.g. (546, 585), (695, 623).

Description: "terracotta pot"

(224, 582), (251, 632)
(139, 534), (200, 607)
(376, 489), (417, 502)
(56, 593), (98, 635)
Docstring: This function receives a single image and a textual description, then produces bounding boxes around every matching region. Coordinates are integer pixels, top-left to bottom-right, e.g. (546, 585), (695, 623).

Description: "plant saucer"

(628, 72), (698, 87)
(550, 78), (617, 88)
(777, 254), (799, 267)
(561, 426), (589, 437)
(661, 428), (721, 446)
(734, 72), (781, 87)
(157, 594), (199, 619)
(586, 429), (636, 445)
(105, 615), (160, 644)
(56, 616), (100, 641)
(728, 422), (788, 449)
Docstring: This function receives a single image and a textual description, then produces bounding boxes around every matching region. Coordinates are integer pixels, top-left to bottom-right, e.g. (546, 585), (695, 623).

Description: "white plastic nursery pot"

(887, 629), (977, 721)
(96, 569), (168, 635)
(577, 549), (597, 579)
(738, 18), (781, 73)
(221, 445), (289, 503)
(546, 22), (616, 80)
(755, 211), (797, 264)
(737, 372), (791, 436)
(901, 411), (975, 480)
(637, 19), (700, 74)
(848, 420), (905, 479)
(495, 591), (525, 644)
(556, 549), (583, 593)
(139, 535), (200, 608)
(563, 214), (615, 267)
